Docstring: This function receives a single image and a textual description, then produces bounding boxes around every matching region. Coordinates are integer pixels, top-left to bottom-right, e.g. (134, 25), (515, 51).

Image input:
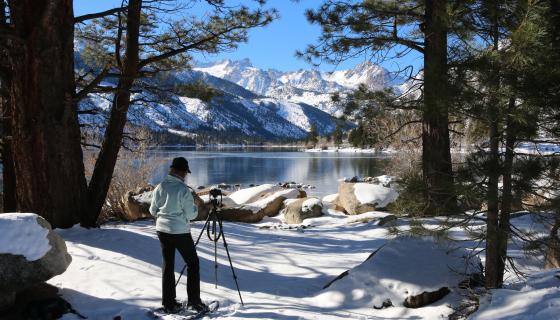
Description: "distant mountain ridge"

(193, 58), (405, 116)
(79, 55), (403, 142)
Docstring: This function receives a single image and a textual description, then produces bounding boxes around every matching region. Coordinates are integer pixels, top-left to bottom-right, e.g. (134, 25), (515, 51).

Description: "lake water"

(150, 147), (392, 197)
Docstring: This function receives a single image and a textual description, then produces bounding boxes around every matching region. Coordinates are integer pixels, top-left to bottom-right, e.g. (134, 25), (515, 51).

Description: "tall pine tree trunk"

(484, 4), (503, 288)
(1, 0), (16, 213)
(1, 77), (16, 212)
(497, 99), (516, 285)
(485, 109), (501, 288)
(422, 0), (455, 215)
(7, 0), (87, 227)
(83, 0), (142, 227)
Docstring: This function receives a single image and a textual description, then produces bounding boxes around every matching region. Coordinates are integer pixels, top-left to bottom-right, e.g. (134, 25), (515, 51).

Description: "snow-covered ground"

(48, 211), (559, 320)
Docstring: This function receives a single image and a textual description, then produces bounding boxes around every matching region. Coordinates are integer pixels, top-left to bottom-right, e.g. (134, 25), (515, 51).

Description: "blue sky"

(74, 0), (422, 72)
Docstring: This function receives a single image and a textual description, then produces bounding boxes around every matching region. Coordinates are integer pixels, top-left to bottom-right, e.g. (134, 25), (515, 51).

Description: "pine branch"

(75, 7), (127, 24)
(75, 66), (111, 103)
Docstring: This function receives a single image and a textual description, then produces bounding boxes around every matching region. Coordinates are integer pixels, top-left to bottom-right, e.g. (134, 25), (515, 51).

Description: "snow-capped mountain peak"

(193, 58), (404, 116)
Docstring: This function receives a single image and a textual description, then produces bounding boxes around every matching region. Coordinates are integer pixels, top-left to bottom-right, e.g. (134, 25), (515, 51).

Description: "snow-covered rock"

(283, 197), (324, 224)
(337, 182), (399, 215)
(214, 186), (302, 223)
(354, 183), (399, 209)
(312, 236), (481, 315)
(229, 184), (281, 205)
(123, 185), (155, 221)
(0, 213), (72, 310)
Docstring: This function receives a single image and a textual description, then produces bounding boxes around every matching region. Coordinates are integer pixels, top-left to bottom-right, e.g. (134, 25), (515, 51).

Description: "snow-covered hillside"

(78, 56), (406, 141)
(194, 59), (405, 116)
(79, 69), (339, 140)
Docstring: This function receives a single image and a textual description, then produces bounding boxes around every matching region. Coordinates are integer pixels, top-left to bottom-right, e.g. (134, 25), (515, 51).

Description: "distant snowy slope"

(80, 72), (337, 140)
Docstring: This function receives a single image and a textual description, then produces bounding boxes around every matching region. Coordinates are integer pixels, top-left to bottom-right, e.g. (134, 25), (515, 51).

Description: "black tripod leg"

(214, 220), (218, 289)
(218, 220), (244, 306)
(175, 214), (212, 287)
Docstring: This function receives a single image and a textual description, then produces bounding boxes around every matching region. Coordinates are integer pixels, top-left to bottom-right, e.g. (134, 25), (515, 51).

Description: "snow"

(311, 237), (480, 318)
(50, 215), (394, 319)
(302, 198), (322, 213)
(46, 210), (560, 320)
(242, 188), (301, 213)
(133, 191), (153, 205)
(0, 212), (51, 261)
(353, 183), (399, 208)
(322, 194), (339, 204)
(228, 184), (280, 205)
(470, 269), (560, 320)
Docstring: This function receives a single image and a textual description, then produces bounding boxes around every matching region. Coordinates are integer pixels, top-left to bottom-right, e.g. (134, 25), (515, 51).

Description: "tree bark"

(0, 1), (16, 213)
(484, 5), (503, 288)
(7, 0), (87, 227)
(485, 108), (501, 288)
(496, 96), (516, 287)
(83, 0), (142, 227)
(1, 77), (16, 212)
(422, 0), (455, 215)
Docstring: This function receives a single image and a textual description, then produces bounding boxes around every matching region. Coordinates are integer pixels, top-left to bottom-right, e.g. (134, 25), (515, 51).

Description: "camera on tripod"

(208, 188), (222, 208)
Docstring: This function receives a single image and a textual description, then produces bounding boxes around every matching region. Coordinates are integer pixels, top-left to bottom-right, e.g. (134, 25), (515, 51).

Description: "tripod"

(175, 189), (244, 306)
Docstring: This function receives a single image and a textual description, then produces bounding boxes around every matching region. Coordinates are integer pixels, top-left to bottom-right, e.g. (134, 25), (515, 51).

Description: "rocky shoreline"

(123, 175), (400, 225)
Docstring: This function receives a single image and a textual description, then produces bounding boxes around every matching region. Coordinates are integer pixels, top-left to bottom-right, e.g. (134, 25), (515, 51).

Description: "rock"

(377, 214), (397, 226)
(283, 197), (323, 224)
(214, 187), (303, 223)
(0, 214), (71, 311)
(338, 183), (374, 215)
(347, 212), (398, 226)
(192, 193), (209, 221)
(315, 237), (480, 311)
(337, 182), (399, 215)
(122, 185), (154, 221)
(403, 287), (450, 308)
(322, 193), (340, 208)
(217, 207), (263, 223)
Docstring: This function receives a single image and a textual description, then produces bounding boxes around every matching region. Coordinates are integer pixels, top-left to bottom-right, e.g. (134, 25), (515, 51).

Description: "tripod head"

(208, 188), (223, 209)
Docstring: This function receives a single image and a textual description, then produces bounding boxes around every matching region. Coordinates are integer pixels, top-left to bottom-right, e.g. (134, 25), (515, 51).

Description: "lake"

(149, 147), (392, 197)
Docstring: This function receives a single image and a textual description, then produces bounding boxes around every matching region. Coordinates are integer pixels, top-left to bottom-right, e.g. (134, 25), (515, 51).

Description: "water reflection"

(150, 148), (391, 196)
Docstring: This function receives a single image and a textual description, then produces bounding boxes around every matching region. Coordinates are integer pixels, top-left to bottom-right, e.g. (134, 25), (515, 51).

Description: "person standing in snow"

(149, 157), (208, 314)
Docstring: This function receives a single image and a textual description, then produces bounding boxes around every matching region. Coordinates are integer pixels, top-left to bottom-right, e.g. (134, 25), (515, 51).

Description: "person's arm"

(149, 186), (161, 218)
(182, 188), (198, 221)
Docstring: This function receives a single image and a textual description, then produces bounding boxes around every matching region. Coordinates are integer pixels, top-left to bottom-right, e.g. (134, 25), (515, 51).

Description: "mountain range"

(81, 58), (405, 142)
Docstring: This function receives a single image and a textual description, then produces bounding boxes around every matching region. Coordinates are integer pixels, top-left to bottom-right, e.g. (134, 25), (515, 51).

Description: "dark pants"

(157, 232), (201, 307)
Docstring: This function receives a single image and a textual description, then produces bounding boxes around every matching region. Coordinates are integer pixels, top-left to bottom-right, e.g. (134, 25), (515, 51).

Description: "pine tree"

(333, 124), (344, 147)
(453, 0), (560, 287)
(301, 0), (462, 215)
(307, 124), (319, 147)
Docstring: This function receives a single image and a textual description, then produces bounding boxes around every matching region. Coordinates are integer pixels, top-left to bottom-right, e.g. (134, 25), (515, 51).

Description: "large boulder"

(322, 193), (345, 212)
(283, 197), (323, 224)
(313, 237), (481, 315)
(122, 185), (154, 220)
(338, 182), (399, 215)
(0, 213), (72, 311)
